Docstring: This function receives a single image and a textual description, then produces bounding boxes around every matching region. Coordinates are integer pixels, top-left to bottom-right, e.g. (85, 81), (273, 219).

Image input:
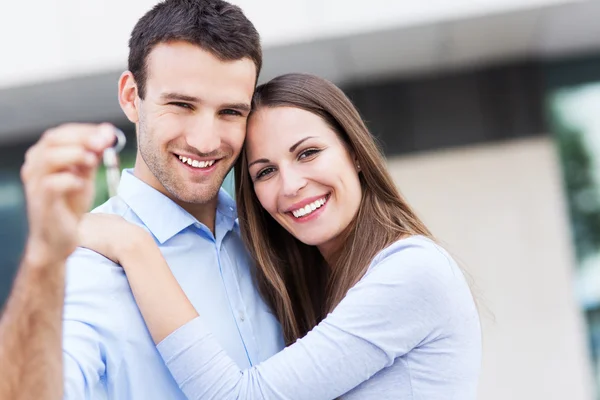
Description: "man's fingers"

(41, 146), (100, 174)
(22, 147), (98, 184)
(39, 123), (116, 153)
(40, 172), (87, 198)
(22, 123), (117, 183)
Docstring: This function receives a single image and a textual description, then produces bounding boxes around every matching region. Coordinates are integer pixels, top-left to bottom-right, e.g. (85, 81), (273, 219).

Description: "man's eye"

(169, 102), (192, 109)
(221, 109), (242, 116)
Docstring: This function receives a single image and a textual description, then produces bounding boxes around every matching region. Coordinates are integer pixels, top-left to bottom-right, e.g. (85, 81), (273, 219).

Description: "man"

(0, 126), (116, 399)
(3, 1), (284, 399)
(64, 1), (285, 397)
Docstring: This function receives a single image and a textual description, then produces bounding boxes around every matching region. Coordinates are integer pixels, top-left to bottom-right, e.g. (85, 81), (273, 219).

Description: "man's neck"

(175, 198), (218, 235)
(132, 164), (219, 235)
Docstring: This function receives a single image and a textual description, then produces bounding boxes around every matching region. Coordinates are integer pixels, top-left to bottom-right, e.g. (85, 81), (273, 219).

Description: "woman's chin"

(283, 224), (338, 250)
(294, 233), (339, 253)
(290, 233), (328, 247)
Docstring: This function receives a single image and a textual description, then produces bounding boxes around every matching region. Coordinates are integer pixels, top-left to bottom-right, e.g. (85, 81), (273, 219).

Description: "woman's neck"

(317, 238), (344, 266)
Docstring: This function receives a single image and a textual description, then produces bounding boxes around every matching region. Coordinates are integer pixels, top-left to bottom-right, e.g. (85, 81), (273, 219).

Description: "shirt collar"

(117, 169), (238, 243)
(215, 184), (238, 234)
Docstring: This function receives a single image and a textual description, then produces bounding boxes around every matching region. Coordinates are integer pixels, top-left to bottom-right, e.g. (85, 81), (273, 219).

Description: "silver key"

(103, 128), (126, 198)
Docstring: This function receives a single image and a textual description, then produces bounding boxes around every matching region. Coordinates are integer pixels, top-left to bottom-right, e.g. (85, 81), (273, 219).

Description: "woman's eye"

(298, 149), (320, 160)
(256, 167), (275, 179)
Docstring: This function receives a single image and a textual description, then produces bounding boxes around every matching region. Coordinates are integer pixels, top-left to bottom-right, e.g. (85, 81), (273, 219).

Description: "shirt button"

(239, 313), (245, 322)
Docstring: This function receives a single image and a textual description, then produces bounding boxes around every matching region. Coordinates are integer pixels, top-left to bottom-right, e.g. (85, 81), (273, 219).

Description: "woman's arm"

(119, 233), (199, 344)
(79, 213), (199, 344)
(82, 220), (473, 400)
(155, 240), (472, 400)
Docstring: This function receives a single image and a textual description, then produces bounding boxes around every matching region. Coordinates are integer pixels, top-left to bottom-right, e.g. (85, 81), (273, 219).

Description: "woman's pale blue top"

(158, 235), (482, 399)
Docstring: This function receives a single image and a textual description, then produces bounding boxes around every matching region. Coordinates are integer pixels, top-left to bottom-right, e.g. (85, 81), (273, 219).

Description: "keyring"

(112, 127), (126, 154)
(103, 128), (127, 198)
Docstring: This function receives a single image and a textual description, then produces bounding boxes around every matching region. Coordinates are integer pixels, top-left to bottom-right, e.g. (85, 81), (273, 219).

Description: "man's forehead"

(145, 62), (254, 105)
(145, 41), (255, 87)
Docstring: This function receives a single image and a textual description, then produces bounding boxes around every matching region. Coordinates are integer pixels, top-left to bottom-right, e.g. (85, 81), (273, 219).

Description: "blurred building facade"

(2, 1), (600, 399)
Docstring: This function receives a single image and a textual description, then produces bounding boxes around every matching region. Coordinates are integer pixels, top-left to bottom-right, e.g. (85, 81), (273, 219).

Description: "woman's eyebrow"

(289, 136), (315, 153)
(248, 158), (270, 169)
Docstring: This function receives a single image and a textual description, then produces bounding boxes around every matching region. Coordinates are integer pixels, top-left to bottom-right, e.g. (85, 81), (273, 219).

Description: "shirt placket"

(216, 232), (260, 365)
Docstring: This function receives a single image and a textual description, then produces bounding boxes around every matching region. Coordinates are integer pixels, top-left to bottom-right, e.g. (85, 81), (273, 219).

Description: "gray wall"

(387, 137), (594, 399)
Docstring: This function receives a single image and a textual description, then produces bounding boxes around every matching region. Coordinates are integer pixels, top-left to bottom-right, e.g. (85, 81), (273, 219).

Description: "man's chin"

(168, 184), (222, 206)
(160, 166), (231, 204)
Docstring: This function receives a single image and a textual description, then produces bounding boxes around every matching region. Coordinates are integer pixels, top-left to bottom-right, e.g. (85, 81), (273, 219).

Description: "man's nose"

(185, 114), (221, 154)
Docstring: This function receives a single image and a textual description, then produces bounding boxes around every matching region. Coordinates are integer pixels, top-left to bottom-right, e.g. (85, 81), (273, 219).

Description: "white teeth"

(291, 197), (328, 218)
(198, 160), (215, 168)
(178, 155), (216, 169)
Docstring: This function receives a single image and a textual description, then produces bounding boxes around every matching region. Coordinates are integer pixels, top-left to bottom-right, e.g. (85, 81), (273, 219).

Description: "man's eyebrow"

(248, 158), (270, 169)
(159, 93), (251, 113)
(223, 103), (251, 113)
(160, 92), (200, 102)
(289, 136), (314, 153)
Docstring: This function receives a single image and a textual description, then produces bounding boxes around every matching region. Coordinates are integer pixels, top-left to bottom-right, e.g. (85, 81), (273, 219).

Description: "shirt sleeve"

(62, 248), (122, 399)
(157, 241), (464, 400)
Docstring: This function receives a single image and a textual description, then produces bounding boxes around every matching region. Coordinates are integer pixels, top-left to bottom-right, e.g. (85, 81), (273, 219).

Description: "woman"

(81, 73), (481, 399)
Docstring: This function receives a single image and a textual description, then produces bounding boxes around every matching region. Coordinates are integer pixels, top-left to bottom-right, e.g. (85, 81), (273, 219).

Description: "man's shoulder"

(66, 197), (135, 271)
(91, 196), (149, 231)
(65, 247), (127, 294)
(66, 197), (146, 294)
(91, 196), (132, 218)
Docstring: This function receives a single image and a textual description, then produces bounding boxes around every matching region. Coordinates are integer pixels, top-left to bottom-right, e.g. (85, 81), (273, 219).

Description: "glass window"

(548, 80), (600, 396)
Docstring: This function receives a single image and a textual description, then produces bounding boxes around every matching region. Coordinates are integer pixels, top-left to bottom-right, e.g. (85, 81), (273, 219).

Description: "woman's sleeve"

(157, 242), (461, 399)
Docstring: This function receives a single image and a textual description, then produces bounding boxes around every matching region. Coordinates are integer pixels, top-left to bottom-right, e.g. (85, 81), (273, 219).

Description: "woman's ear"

(354, 153), (361, 172)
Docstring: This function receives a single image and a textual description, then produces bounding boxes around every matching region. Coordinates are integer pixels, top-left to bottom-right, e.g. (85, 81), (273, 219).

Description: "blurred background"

(1, 0), (600, 398)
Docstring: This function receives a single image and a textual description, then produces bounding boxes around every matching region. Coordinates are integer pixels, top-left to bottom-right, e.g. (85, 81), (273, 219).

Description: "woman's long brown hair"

(235, 73), (434, 345)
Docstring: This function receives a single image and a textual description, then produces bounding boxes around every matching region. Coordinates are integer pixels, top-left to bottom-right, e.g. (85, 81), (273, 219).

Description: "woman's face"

(246, 106), (362, 256)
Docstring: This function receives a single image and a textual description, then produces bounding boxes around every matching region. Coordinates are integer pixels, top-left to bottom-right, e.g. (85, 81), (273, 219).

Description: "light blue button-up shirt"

(62, 169), (285, 399)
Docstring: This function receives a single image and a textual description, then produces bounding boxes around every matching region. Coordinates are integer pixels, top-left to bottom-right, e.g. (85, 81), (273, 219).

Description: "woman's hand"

(79, 213), (200, 345)
(78, 213), (152, 265)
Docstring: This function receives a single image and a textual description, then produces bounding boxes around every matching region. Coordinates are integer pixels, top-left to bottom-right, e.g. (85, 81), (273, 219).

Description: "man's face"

(134, 41), (256, 205)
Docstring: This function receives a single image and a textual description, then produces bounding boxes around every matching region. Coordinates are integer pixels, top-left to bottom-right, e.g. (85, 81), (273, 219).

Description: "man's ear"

(118, 71), (140, 124)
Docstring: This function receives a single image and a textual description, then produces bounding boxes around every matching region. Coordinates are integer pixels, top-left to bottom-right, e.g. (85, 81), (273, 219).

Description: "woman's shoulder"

(370, 236), (454, 271)
(363, 235), (470, 295)
(361, 235), (479, 332)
